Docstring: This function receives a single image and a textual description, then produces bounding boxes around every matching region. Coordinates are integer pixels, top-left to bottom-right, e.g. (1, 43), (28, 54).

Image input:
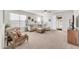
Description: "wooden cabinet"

(67, 30), (79, 46)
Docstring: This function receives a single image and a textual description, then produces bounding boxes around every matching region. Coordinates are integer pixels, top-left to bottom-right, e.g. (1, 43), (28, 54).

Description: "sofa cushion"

(16, 30), (22, 37)
(10, 31), (19, 39)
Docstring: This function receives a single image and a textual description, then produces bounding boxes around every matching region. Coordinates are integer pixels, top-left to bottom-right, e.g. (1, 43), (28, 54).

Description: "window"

(10, 13), (19, 20)
(19, 15), (26, 27)
(10, 13), (19, 27)
(9, 13), (27, 31)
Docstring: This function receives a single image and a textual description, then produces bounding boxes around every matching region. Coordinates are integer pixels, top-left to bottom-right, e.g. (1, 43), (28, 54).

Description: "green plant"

(5, 24), (10, 28)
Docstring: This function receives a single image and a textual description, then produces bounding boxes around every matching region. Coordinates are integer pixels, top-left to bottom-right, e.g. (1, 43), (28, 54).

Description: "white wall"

(42, 14), (57, 30)
(51, 15), (56, 30)
(54, 11), (73, 31)
(0, 10), (4, 49)
(42, 14), (56, 30)
(42, 15), (50, 26)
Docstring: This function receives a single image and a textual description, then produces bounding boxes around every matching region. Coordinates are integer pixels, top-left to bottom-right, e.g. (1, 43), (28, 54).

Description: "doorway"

(56, 16), (63, 30)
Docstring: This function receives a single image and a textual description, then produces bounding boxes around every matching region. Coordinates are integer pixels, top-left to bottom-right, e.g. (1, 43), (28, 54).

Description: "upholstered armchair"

(6, 27), (28, 48)
(36, 24), (45, 33)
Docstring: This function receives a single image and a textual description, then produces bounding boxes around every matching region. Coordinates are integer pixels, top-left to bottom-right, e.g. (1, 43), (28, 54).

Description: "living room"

(0, 10), (79, 49)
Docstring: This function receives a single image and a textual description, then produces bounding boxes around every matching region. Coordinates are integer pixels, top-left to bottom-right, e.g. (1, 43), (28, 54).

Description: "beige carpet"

(16, 30), (79, 49)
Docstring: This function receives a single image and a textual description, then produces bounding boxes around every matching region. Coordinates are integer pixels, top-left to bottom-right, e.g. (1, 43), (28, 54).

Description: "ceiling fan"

(43, 10), (52, 13)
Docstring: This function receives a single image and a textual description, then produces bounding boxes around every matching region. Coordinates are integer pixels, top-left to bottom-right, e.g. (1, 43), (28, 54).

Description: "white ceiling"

(24, 10), (72, 16)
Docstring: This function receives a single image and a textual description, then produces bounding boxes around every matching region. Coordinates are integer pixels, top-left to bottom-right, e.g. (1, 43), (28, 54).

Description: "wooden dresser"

(67, 29), (79, 46)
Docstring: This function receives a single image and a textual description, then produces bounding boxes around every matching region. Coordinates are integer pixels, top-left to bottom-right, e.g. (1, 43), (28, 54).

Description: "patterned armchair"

(6, 27), (28, 48)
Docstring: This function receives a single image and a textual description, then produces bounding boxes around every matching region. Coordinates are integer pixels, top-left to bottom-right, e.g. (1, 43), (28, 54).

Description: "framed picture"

(32, 19), (34, 21)
(28, 16), (31, 19)
(56, 16), (62, 19)
(49, 19), (51, 22)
